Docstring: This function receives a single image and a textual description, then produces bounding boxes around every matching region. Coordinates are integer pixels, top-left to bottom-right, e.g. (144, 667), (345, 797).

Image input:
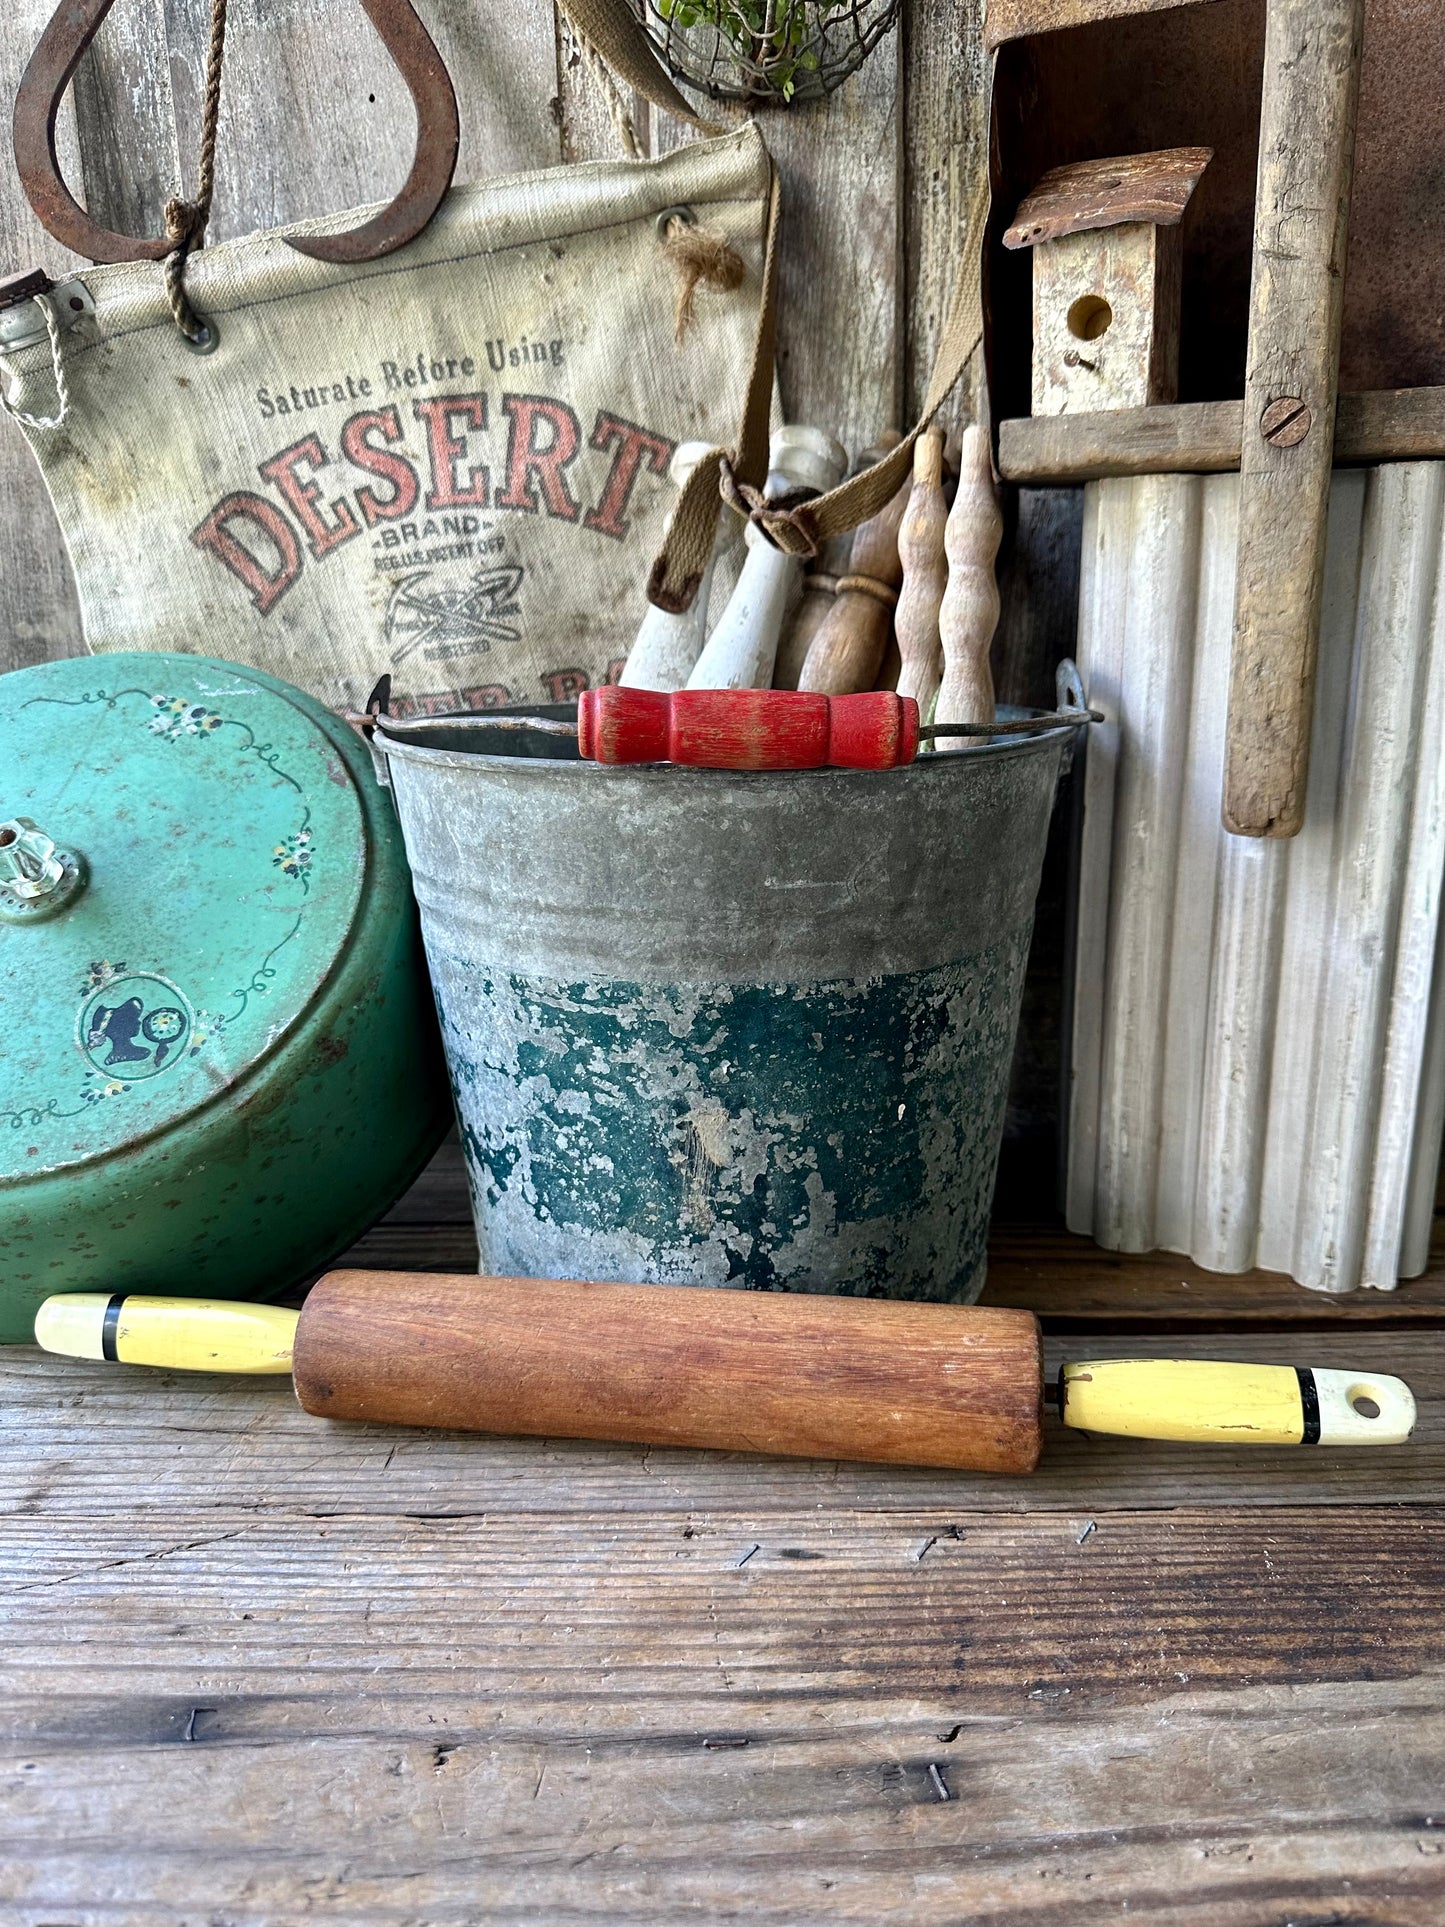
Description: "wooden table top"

(4, 1140), (1443, 1924)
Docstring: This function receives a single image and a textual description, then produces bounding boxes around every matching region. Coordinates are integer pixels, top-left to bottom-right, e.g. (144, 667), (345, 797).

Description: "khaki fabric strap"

(649, 164), (991, 611)
(649, 162), (781, 610)
(557, 0), (723, 131)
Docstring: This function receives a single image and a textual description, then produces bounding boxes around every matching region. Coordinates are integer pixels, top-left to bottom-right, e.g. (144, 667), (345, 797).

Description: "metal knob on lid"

(0, 650), (451, 1346)
(0, 815), (86, 922)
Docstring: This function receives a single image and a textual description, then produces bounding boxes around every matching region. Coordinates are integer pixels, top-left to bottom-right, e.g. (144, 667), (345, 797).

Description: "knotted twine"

(649, 165), (991, 611)
(662, 213), (747, 343)
(164, 0), (228, 344)
(0, 292), (70, 430)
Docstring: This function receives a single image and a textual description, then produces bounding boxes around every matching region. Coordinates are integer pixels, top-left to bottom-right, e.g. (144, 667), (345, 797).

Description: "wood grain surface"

(935, 422), (1001, 732)
(893, 428), (948, 708)
(1004, 146), (1214, 250)
(5, 1285), (1445, 1923)
(4, 1323), (1442, 1515)
(6, 1154), (1445, 1918)
(7, 1672), (1445, 1923)
(902, 0), (987, 434)
(797, 470), (911, 694)
(1030, 220), (1184, 416)
(292, 1269), (1044, 1472)
(1223, 0), (1366, 838)
(998, 384), (1445, 483)
(4, 8), (1443, 1917)
(984, 0), (1215, 50)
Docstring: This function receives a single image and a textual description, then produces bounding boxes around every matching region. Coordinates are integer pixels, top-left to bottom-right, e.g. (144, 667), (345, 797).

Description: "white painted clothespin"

(620, 442), (737, 691)
(687, 425), (847, 692)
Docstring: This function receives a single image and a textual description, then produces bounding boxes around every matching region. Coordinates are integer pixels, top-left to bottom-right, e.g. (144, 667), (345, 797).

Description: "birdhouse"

(1005, 147), (1212, 417)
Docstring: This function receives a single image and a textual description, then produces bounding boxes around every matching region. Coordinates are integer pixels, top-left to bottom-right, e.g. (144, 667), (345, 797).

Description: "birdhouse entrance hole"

(1068, 294), (1113, 341)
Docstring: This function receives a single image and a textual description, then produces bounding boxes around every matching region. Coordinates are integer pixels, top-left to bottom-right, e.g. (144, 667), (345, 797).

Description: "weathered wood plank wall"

(0, 0), (1075, 684)
(0, 1), (1081, 1166)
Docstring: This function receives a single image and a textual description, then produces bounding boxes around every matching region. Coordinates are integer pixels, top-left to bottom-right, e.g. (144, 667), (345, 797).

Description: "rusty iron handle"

(12, 0), (460, 268)
(287, 0), (459, 265)
(12, 0), (166, 264)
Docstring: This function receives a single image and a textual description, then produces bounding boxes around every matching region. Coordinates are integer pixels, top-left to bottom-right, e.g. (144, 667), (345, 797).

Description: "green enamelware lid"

(1, 653), (367, 1179)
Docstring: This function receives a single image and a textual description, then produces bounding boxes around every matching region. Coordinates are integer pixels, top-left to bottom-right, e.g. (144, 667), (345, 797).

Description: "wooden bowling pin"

(772, 562), (841, 691)
(935, 424), (1001, 742)
(893, 428), (949, 713)
(797, 443), (912, 696)
(875, 635), (903, 693)
(774, 433), (897, 691)
(687, 425), (847, 692)
(621, 441), (736, 690)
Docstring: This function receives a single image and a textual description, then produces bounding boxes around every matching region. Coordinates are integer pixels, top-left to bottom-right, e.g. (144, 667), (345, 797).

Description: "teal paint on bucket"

(377, 700), (1081, 1303)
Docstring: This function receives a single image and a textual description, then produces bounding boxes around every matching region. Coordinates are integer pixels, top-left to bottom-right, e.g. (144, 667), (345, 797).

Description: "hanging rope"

(567, 16), (643, 159)
(0, 294), (71, 431)
(163, 0), (229, 343)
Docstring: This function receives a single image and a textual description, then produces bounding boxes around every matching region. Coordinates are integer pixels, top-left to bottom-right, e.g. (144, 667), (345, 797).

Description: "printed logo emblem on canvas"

(184, 340), (677, 705)
(385, 564), (525, 666)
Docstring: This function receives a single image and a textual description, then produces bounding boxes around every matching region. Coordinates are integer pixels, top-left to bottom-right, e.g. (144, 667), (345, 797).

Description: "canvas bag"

(0, 76), (774, 716)
(2, 0), (991, 715)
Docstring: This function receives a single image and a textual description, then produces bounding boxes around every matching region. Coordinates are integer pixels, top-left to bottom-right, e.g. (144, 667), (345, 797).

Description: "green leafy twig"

(657, 0), (836, 100)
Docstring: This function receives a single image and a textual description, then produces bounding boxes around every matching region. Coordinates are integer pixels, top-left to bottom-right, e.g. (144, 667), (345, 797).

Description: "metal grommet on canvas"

(180, 314), (221, 356)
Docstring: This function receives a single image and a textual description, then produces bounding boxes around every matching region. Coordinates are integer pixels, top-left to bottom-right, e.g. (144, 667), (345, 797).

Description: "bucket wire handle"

(367, 685), (1104, 763)
(923, 660), (1100, 740)
(1056, 658), (1088, 715)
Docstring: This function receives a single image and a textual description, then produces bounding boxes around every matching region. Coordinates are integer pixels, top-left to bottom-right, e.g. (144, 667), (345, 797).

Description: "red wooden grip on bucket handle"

(577, 688), (921, 770)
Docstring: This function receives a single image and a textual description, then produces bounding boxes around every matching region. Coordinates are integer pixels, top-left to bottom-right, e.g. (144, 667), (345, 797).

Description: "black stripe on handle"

(1296, 1367), (1321, 1445)
(100, 1293), (125, 1363)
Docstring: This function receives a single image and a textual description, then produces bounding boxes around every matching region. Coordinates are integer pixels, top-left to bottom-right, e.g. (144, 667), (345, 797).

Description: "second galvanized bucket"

(376, 695), (1080, 1303)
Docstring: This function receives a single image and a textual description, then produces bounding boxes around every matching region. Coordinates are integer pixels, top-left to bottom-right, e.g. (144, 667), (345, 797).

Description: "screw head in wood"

(1260, 396), (1313, 447)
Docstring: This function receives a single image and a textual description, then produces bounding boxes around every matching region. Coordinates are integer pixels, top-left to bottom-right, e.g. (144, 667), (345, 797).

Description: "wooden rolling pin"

(798, 445), (913, 696)
(935, 423), (1001, 744)
(894, 428), (949, 712)
(35, 1275), (1416, 1468)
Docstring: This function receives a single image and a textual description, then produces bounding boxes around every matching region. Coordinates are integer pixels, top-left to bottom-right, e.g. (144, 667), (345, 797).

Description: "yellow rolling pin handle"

(1060, 1359), (1416, 1446)
(34, 1294), (298, 1374)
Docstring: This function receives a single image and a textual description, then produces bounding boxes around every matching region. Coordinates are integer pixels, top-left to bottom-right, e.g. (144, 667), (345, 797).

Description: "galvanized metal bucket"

(376, 682), (1084, 1303)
